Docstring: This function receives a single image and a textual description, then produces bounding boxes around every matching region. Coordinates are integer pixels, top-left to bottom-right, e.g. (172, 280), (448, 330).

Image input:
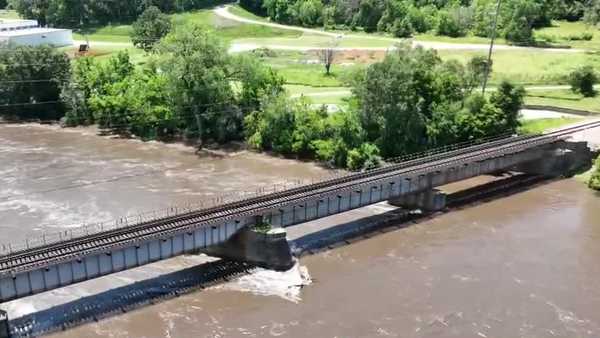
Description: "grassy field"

(250, 47), (600, 88)
(524, 89), (600, 113)
(518, 117), (583, 134)
(73, 8), (299, 44)
(535, 20), (600, 50)
(439, 49), (600, 85)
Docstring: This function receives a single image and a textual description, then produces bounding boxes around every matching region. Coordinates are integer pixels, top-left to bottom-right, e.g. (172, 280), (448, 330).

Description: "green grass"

(234, 33), (395, 48)
(524, 89), (600, 113)
(0, 10), (20, 19)
(285, 84), (350, 95)
(416, 33), (505, 45)
(518, 117), (583, 134)
(535, 20), (600, 50)
(438, 49), (600, 85)
(229, 5), (270, 22)
(255, 50), (363, 86)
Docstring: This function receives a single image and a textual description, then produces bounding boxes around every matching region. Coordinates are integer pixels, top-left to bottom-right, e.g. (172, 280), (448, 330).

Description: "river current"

(1, 123), (599, 338)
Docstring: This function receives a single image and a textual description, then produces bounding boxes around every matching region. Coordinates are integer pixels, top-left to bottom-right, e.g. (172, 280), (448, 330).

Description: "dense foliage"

(0, 0), (6, 9)
(589, 156), (600, 190)
(246, 44), (524, 170)
(63, 24), (283, 144)
(131, 6), (172, 52)
(240, 0), (596, 45)
(569, 65), (598, 97)
(7, 0), (226, 27)
(354, 44), (523, 157)
(0, 46), (70, 120)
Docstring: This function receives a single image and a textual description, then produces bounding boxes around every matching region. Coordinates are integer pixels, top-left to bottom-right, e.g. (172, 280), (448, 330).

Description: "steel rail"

(0, 133), (528, 267)
(1, 120), (598, 275)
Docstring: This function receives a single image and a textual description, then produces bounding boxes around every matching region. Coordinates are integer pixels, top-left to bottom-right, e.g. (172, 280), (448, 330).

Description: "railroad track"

(1, 120), (598, 275)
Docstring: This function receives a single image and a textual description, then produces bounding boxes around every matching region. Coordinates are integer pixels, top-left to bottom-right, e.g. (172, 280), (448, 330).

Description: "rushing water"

(1, 123), (599, 338)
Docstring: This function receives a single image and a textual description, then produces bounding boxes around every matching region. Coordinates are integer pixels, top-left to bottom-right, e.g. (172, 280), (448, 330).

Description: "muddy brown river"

(1, 123), (599, 338)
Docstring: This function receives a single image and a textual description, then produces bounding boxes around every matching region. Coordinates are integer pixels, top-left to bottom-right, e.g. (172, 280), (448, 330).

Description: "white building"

(0, 19), (73, 47)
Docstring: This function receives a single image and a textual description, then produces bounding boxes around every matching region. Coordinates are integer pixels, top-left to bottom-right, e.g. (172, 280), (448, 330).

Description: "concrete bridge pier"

(388, 189), (447, 212)
(515, 141), (593, 177)
(202, 227), (294, 271)
(0, 310), (8, 338)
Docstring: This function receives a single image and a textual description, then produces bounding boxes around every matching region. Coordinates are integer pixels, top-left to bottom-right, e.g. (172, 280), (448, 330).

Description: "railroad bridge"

(0, 121), (597, 308)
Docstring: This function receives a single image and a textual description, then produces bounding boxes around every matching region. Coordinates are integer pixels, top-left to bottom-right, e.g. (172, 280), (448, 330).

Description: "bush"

(346, 143), (381, 170)
(436, 8), (470, 37)
(392, 17), (414, 38)
(589, 157), (600, 191)
(566, 32), (594, 41)
(569, 65), (598, 97)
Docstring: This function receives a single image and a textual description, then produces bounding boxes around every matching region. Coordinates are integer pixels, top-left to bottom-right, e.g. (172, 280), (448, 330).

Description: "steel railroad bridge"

(0, 121), (597, 304)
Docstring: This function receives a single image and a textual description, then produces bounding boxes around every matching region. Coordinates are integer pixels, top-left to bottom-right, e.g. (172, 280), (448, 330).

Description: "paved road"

(215, 6), (583, 53)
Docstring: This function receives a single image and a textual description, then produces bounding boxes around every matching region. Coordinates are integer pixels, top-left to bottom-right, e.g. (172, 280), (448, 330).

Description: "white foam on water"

(212, 262), (312, 303)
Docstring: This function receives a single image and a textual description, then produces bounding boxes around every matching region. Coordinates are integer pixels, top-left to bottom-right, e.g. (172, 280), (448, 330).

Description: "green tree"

(357, 0), (383, 32)
(569, 65), (598, 97)
(346, 142), (381, 170)
(392, 17), (414, 37)
(8, 0), (50, 26)
(156, 25), (239, 144)
(131, 6), (172, 52)
(0, 46), (70, 120)
(583, 0), (600, 24)
(352, 44), (449, 157)
(503, 0), (539, 45)
(489, 80), (525, 129)
(62, 51), (134, 126)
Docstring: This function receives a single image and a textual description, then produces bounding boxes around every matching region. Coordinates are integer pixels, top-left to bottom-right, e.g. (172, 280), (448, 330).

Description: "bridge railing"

(0, 179), (312, 256)
(0, 132), (519, 257)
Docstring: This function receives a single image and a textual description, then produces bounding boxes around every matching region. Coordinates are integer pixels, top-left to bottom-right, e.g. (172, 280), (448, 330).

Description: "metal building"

(0, 19), (73, 47)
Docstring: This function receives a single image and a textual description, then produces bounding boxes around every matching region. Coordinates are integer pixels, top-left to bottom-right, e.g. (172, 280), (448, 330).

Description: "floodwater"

(1, 123), (600, 338)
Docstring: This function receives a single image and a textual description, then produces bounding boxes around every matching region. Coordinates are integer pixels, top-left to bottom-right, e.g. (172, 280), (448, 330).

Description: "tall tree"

(131, 6), (172, 52)
(0, 46), (70, 120)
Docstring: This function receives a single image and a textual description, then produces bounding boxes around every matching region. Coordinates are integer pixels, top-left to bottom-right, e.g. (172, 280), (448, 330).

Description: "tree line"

(240, 0), (600, 44)
(0, 25), (524, 170)
(5, 0), (226, 27)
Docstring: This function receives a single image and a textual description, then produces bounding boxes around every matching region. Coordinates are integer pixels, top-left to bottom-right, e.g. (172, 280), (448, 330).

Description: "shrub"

(436, 8), (470, 37)
(569, 65), (598, 97)
(346, 143), (381, 170)
(392, 17), (414, 38)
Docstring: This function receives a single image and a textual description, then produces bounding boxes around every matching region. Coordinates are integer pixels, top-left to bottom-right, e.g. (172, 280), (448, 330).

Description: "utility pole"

(482, 0), (502, 95)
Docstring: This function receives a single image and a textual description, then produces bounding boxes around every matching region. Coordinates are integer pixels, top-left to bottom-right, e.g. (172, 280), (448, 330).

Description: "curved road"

(215, 6), (583, 53)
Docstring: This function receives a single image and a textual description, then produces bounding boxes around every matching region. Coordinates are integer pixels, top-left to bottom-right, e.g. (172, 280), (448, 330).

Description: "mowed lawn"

(519, 117), (583, 134)
(524, 89), (600, 113)
(438, 49), (600, 85)
(535, 20), (600, 50)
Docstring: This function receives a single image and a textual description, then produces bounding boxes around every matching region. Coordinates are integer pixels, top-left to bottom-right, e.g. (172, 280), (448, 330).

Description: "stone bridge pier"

(202, 227), (294, 271)
(388, 189), (447, 212)
(515, 140), (593, 177)
(0, 310), (8, 338)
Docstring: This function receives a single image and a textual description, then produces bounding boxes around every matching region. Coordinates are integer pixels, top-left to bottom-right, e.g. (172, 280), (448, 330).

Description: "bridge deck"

(0, 120), (598, 277)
